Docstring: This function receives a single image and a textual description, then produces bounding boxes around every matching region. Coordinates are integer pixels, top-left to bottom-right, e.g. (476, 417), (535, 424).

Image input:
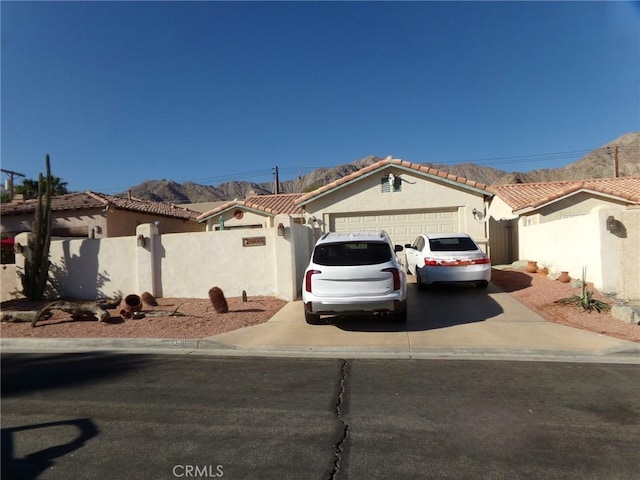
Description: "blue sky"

(2, 1), (638, 194)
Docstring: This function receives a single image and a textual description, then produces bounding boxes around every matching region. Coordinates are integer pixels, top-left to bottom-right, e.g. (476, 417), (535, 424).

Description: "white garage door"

(332, 209), (459, 246)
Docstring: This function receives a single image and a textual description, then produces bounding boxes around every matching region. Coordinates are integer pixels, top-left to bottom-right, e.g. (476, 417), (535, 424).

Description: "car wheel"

(416, 270), (425, 291)
(304, 309), (321, 325)
(475, 280), (489, 289)
(392, 303), (408, 323)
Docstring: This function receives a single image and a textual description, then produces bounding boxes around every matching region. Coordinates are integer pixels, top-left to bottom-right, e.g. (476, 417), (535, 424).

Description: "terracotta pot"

(525, 261), (538, 273)
(538, 268), (549, 277)
(558, 271), (571, 283)
(120, 294), (142, 318)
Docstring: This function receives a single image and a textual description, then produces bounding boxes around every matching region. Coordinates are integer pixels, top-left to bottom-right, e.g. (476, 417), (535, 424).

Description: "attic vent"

(381, 175), (401, 193)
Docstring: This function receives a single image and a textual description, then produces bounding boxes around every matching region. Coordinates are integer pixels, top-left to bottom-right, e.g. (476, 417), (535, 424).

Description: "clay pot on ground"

(120, 294), (142, 318)
(558, 271), (571, 283)
(525, 261), (538, 273)
(141, 291), (158, 306)
(538, 267), (549, 277)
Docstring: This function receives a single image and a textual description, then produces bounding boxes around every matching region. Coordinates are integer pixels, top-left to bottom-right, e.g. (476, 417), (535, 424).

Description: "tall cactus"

(23, 155), (53, 300)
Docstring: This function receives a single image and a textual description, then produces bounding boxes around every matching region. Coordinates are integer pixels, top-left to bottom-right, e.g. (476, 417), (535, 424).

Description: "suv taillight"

(382, 267), (401, 291)
(305, 270), (321, 292)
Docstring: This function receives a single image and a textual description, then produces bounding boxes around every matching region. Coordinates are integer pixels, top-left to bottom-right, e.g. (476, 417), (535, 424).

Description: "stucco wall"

(2, 208), (203, 239)
(48, 236), (138, 299)
(1, 264), (18, 301)
(1, 208), (106, 237)
(157, 229), (277, 298)
(534, 193), (628, 223)
(5, 218), (314, 302)
(106, 210), (204, 237)
(518, 207), (640, 300)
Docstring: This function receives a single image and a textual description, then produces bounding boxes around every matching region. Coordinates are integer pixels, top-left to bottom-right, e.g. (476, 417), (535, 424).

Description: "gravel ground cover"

(490, 268), (639, 343)
(1, 269), (638, 343)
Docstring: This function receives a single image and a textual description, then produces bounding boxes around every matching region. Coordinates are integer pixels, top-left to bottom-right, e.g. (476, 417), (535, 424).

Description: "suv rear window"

(313, 242), (392, 266)
(429, 237), (478, 252)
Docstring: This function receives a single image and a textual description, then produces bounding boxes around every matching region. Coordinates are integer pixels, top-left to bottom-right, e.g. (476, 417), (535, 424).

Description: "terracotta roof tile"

(0, 191), (200, 221)
(296, 158), (490, 204)
(490, 177), (640, 212)
(197, 193), (304, 222)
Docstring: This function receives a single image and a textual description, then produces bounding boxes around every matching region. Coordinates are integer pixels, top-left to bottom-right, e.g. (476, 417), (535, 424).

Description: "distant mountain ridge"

(126, 132), (639, 204)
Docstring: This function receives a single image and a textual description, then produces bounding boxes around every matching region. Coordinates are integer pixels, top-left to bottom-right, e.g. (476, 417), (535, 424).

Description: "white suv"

(302, 231), (407, 324)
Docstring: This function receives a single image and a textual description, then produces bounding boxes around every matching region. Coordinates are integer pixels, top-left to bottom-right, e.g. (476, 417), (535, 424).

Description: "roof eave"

(197, 204), (275, 223)
(513, 189), (637, 215)
(297, 162), (492, 207)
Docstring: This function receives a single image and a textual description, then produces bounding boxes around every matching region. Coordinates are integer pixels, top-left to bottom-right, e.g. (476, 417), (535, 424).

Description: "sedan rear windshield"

(429, 237), (478, 252)
(313, 242), (392, 266)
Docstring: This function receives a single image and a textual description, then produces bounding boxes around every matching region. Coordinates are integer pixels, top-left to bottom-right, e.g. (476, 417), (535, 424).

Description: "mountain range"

(126, 132), (639, 204)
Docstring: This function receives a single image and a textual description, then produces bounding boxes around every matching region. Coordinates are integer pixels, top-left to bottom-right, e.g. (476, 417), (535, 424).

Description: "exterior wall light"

(606, 216), (617, 233)
(137, 234), (146, 248)
(14, 243), (24, 254)
(277, 223), (285, 236)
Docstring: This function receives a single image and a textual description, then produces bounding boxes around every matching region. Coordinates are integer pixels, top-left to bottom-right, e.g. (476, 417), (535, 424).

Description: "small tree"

(22, 155), (53, 300)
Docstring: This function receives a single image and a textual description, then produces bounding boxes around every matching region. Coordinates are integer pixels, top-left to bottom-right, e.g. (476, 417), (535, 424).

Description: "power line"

(75, 144), (640, 193)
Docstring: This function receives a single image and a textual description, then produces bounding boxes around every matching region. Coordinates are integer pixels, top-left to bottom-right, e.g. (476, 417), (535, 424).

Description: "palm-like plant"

(17, 176), (68, 198)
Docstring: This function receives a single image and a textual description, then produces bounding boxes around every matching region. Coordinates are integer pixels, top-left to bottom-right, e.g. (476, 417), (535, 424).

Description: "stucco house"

(489, 177), (640, 299)
(489, 177), (640, 224)
(197, 193), (305, 230)
(294, 157), (493, 249)
(0, 191), (204, 240)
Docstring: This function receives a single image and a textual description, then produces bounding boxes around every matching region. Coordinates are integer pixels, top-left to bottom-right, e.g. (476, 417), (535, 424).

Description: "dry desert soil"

(1, 269), (638, 343)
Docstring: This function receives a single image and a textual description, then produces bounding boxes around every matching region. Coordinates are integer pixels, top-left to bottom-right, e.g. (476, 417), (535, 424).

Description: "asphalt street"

(1, 353), (639, 480)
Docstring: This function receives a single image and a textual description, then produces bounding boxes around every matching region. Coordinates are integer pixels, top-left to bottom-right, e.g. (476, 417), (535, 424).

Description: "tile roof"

(490, 177), (640, 212)
(0, 191), (201, 221)
(196, 193), (304, 222)
(295, 157), (490, 205)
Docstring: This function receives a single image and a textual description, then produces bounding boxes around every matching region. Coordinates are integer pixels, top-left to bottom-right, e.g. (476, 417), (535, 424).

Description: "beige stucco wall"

(2, 208), (204, 239)
(533, 193), (628, 223)
(301, 167), (488, 240)
(106, 210), (204, 237)
(1, 264), (18, 301)
(518, 207), (640, 300)
(488, 196), (518, 221)
(5, 218), (314, 302)
(1, 208), (106, 238)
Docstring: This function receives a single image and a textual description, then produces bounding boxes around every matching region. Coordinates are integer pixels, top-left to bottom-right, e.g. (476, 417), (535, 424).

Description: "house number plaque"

(242, 236), (266, 247)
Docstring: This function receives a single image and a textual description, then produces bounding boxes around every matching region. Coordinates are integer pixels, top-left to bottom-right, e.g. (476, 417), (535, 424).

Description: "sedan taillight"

(423, 256), (490, 266)
(473, 257), (491, 264)
(305, 270), (321, 292)
(382, 267), (401, 291)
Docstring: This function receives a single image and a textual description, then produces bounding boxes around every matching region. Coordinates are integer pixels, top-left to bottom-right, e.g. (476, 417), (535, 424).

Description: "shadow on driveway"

(330, 282), (504, 333)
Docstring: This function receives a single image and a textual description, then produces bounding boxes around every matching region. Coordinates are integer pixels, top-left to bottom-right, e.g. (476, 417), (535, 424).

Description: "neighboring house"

(489, 177), (640, 224)
(197, 193), (305, 231)
(295, 157), (493, 249)
(0, 191), (204, 240)
(489, 177), (640, 299)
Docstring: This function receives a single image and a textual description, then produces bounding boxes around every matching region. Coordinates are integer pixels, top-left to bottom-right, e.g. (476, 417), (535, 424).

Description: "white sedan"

(404, 233), (491, 289)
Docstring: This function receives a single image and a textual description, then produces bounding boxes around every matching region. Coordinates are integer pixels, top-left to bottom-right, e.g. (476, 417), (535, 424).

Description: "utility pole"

(273, 166), (280, 194)
(1, 168), (26, 201)
(613, 145), (619, 178)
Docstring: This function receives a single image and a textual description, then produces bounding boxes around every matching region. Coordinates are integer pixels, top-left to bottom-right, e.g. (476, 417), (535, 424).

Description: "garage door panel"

(332, 209), (460, 246)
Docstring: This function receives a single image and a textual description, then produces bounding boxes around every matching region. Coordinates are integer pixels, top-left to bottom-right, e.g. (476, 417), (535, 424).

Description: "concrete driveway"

(208, 278), (640, 361)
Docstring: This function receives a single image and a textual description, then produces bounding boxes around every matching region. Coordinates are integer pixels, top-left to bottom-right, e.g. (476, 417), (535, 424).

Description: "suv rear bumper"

(304, 296), (406, 315)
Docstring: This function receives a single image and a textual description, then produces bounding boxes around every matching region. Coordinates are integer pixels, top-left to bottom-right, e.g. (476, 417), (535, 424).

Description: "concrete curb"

(2, 337), (639, 364)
